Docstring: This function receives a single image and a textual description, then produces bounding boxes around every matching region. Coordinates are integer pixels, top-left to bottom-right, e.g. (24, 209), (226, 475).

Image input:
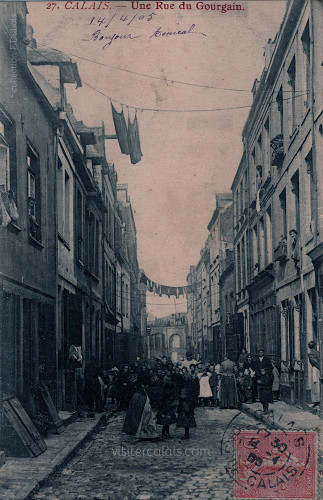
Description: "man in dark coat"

(257, 368), (274, 413)
(84, 357), (103, 415)
(117, 365), (132, 410)
(243, 353), (256, 372)
(243, 353), (257, 402)
(253, 348), (273, 378)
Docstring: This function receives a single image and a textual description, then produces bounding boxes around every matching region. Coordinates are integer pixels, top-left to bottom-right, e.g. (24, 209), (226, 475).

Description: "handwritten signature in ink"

(83, 23), (206, 49)
(149, 24), (206, 38)
(83, 29), (141, 49)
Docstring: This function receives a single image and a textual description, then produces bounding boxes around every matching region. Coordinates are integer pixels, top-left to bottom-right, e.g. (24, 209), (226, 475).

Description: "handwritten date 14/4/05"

(89, 13), (157, 29)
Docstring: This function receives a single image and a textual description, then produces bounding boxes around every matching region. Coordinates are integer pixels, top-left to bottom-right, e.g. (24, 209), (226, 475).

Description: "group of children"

(108, 360), (220, 411)
(235, 349), (280, 413)
(84, 348), (280, 421)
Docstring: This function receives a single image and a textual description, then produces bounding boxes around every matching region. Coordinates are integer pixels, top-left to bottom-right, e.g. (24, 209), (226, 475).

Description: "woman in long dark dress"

(156, 383), (177, 439)
(123, 384), (159, 439)
(117, 365), (132, 410)
(219, 356), (238, 409)
(171, 366), (184, 397)
(177, 373), (199, 440)
(122, 389), (147, 435)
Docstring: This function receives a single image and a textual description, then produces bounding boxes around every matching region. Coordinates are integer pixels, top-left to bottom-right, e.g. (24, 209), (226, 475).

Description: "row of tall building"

(186, 0), (323, 410)
(0, 1), (146, 435)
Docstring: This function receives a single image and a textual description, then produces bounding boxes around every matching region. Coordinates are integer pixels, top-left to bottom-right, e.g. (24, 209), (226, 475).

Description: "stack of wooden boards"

(3, 384), (64, 457)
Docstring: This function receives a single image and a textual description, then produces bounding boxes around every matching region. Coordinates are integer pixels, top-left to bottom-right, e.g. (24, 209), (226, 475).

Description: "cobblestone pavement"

(32, 407), (266, 500)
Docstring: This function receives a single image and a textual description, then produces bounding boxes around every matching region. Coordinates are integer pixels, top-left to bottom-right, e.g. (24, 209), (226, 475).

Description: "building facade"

(208, 194), (234, 363)
(0, 3), (60, 429)
(232, 0), (323, 410)
(186, 194), (236, 363)
(117, 184), (142, 365)
(145, 313), (187, 363)
(0, 2), (145, 455)
(231, 153), (250, 353)
(187, 3), (323, 412)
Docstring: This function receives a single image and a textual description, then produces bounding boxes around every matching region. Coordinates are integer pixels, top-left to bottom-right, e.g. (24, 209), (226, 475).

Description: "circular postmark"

(233, 430), (316, 499)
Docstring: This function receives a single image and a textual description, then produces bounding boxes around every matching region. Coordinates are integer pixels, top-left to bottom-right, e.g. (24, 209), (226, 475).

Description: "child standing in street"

(177, 372), (199, 439)
(198, 369), (213, 406)
(243, 368), (254, 404)
(257, 368), (274, 414)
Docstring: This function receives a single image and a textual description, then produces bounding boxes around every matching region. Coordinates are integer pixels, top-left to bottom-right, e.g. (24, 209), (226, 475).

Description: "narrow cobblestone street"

(32, 408), (265, 500)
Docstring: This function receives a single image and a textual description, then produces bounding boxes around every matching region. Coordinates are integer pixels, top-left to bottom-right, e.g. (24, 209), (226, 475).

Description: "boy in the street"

(257, 367), (274, 414)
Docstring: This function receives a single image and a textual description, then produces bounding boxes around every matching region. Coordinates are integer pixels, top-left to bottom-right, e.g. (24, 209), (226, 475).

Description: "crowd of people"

(81, 347), (280, 440)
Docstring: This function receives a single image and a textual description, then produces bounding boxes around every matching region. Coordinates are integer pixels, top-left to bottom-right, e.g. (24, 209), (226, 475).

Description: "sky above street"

(27, 1), (287, 316)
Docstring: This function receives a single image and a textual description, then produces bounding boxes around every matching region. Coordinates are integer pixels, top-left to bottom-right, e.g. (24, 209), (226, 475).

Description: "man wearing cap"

(180, 352), (198, 371)
(243, 353), (255, 372)
(253, 348), (273, 378)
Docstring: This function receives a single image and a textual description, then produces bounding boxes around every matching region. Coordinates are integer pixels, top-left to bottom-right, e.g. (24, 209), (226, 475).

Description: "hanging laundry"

(111, 103), (129, 155)
(147, 280), (154, 293)
(127, 112), (142, 165)
(140, 272), (148, 285)
(2, 190), (18, 221)
(0, 190), (11, 227)
(140, 274), (197, 299)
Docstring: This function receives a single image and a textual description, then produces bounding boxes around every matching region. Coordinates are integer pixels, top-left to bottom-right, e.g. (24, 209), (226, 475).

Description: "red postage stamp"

(234, 430), (316, 499)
